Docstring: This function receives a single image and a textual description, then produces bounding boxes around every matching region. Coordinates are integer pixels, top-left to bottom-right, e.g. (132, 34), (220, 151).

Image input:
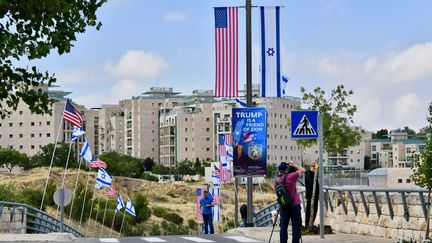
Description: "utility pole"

(245, 0), (254, 227)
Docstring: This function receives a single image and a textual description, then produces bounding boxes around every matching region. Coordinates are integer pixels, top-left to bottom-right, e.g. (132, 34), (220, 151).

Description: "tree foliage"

(373, 129), (389, 139)
(142, 157), (155, 171)
(0, 0), (106, 118)
(29, 142), (78, 169)
(99, 151), (144, 178)
(296, 85), (361, 153)
(0, 148), (29, 172)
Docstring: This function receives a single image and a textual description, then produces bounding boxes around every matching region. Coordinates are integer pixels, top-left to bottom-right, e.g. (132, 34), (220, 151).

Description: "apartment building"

(371, 130), (425, 168)
(302, 127), (372, 169)
(0, 86), (96, 157)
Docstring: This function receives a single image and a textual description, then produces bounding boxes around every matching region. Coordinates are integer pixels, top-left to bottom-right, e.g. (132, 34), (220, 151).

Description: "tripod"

(268, 209), (279, 243)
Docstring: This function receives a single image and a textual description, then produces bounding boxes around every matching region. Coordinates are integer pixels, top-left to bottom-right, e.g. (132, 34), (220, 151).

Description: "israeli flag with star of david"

(96, 168), (112, 188)
(260, 6), (282, 97)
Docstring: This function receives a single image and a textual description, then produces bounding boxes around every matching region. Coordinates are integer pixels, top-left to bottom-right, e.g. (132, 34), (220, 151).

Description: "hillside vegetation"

(0, 167), (277, 237)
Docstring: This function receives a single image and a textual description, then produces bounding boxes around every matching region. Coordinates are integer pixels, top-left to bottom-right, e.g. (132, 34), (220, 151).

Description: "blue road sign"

(291, 110), (318, 139)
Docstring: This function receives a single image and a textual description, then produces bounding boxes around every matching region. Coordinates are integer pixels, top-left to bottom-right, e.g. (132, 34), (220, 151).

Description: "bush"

(188, 219), (197, 229)
(152, 206), (168, 218)
(0, 184), (17, 202)
(164, 212), (183, 225)
(141, 172), (158, 182)
(19, 188), (43, 208)
(150, 224), (162, 236)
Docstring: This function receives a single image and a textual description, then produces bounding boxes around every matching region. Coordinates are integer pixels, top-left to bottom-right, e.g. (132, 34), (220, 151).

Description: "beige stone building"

(302, 126), (372, 169)
(370, 130), (425, 168)
(0, 86), (97, 157)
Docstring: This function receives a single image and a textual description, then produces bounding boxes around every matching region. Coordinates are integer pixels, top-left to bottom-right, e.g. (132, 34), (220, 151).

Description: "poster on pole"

(232, 108), (267, 176)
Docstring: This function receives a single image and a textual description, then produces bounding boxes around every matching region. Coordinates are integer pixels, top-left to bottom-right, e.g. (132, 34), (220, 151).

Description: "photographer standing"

(277, 161), (305, 243)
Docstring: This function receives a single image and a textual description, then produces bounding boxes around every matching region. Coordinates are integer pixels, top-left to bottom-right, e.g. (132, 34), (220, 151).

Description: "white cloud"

(163, 11), (187, 22)
(392, 93), (421, 122)
(75, 79), (143, 108)
(364, 42), (432, 83)
(106, 50), (168, 79)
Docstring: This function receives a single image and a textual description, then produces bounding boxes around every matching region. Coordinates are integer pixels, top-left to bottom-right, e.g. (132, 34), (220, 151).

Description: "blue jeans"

(242, 218), (247, 227)
(279, 204), (302, 243)
(203, 214), (214, 234)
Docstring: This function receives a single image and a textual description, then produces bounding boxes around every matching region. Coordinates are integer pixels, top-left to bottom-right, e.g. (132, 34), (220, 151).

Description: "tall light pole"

(245, 0), (254, 227)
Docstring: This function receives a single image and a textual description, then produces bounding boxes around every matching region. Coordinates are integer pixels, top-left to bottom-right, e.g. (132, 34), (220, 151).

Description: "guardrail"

(0, 201), (84, 237)
(254, 186), (431, 227)
(322, 186), (430, 222)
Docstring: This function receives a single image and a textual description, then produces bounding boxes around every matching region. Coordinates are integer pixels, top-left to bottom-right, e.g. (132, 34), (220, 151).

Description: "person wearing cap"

(276, 161), (305, 243)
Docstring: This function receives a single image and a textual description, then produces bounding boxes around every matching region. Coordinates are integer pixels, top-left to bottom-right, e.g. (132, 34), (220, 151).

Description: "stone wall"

(0, 207), (27, 234)
(316, 191), (429, 241)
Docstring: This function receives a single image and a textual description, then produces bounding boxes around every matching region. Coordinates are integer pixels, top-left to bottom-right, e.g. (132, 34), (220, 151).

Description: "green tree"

(410, 101), (432, 240)
(142, 157), (155, 171)
(99, 151), (143, 178)
(133, 193), (151, 224)
(0, 148), (29, 172)
(403, 126), (416, 136)
(30, 142), (78, 169)
(373, 129), (389, 139)
(296, 85), (361, 153)
(0, 0), (106, 118)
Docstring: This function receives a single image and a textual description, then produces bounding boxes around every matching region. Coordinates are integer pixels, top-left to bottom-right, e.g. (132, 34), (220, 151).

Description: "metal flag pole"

(318, 113), (325, 239)
(56, 141), (74, 218)
(69, 157), (84, 221)
(119, 207), (127, 237)
(109, 209), (117, 237)
(100, 198), (109, 237)
(245, 0), (254, 227)
(79, 167), (93, 231)
(40, 101), (67, 211)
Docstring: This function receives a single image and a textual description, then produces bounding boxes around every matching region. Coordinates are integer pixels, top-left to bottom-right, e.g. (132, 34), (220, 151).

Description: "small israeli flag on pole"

(126, 198), (136, 216)
(116, 195), (125, 213)
(235, 98), (247, 108)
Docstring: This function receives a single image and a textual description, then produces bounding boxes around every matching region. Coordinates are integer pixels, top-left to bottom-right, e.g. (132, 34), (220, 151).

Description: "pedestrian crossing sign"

(291, 110), (318, 139)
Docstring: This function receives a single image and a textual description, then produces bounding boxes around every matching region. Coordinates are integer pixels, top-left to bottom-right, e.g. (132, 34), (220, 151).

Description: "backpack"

(275, 174), (294, 208)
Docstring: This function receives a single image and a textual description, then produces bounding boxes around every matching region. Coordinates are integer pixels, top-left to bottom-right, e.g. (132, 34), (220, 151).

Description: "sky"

(30, 0), (432, 132)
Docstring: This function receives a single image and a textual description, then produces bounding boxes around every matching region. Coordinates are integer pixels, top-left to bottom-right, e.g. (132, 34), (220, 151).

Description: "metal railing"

(323, 186), (430, 222)
(0, 201), (84, 237)
(254, 186), (431, 227)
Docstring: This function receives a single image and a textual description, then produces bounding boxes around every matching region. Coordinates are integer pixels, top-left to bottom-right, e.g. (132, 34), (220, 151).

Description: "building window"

(47, 121), (51, 126)
(19, 111), (23, 115)
(372, 145), (376, 152)
(206, 128), (210, 132)
(39, 122), (42, 126)
(19, 145), (23, 149)
(9, 123), (13, 127)
(206, 137), (210, 141)
(206, 118), (210, 122)
(31, 145), (35, 149)
(9, 134), (13, 138)
(406, 179), (411, 183)
(185, 148), (188, 152)
(19, 134), (23, 138)
(9, 145), (13, 149)
(47, 133), (51, 137)
(398, 179), (402, 183)
(185, 128), (187, 132)
(31, 122), (34, 126)
(39, 133), (42, 137)
(206, 148), (210, 151)
(19, 122), (23, 127)
(185, 138), (188, 142)
(31, 133), (35, 138)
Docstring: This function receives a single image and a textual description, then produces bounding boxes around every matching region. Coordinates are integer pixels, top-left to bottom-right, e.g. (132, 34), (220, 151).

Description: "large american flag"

(89, 156), (108, 169)
(214, 7), (238, 97)
(63, 99), (83, 128)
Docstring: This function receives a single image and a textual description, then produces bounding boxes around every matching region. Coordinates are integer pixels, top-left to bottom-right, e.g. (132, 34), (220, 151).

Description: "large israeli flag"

(260, 6), (281, 97)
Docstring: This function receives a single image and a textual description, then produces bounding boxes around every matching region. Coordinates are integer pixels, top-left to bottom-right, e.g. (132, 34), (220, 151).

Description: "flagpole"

(69, 156), (84, 222)
(93, 196), (102, 236)
(245, 0), (254, 227)
(100, 198), (109, 237)
(109, 210), (117, 237)
(40, 101), (67, 211)
(79, 167), (93, 231)
(56, 141), (74, 218)
(119, 207), (127, 237)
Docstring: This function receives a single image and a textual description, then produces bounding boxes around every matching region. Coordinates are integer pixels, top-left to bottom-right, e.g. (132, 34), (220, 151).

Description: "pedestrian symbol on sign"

(294, 115), (316, 135)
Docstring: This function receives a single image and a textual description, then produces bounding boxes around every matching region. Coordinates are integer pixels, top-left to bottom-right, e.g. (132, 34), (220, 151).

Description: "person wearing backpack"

(276, 161), (305, 243)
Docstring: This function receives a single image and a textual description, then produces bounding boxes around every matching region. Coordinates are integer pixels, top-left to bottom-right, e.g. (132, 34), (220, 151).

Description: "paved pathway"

(231, 227), (395, 243)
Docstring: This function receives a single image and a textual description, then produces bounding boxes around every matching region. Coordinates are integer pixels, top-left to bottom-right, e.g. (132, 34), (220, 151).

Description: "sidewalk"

(231, 227), (395, 243)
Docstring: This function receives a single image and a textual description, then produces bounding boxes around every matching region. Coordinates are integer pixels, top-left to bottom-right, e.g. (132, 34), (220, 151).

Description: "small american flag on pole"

(107, 185), (116, 197)
(89, 156), (108, 169)
(63, 99), (83, 128)
(214, 7), (238, 97)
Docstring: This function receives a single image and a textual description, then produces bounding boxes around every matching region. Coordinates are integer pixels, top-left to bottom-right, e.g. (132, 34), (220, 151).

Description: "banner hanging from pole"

(232, 108), (267, 176)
